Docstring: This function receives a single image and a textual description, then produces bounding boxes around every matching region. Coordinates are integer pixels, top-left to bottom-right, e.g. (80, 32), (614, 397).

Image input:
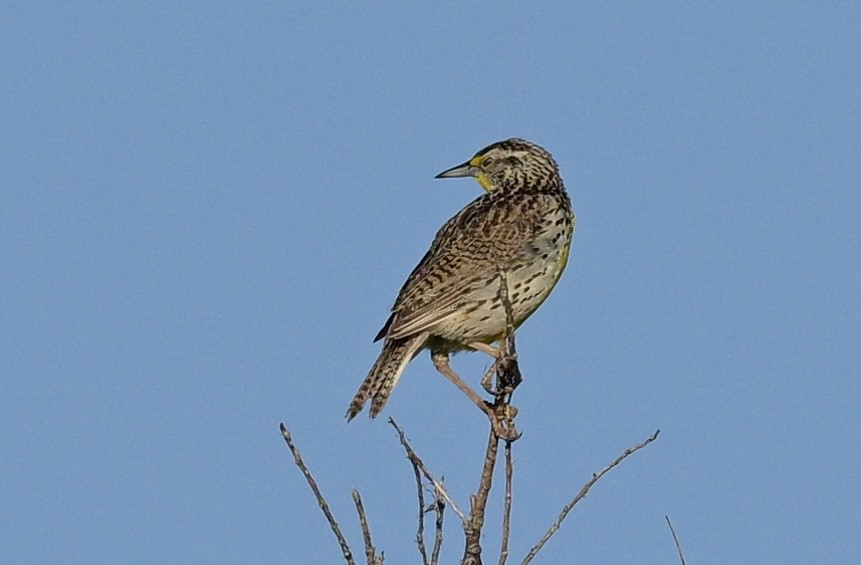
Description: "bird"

(346, 138), (574, 421)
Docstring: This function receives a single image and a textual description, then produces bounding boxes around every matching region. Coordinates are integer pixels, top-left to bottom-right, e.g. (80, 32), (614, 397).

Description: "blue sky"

(2, 3), (859, 563)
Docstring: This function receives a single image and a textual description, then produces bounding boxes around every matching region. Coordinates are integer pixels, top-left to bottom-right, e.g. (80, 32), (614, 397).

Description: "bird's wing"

(384, 250), (497, 341)
(380, 194), (534, 341)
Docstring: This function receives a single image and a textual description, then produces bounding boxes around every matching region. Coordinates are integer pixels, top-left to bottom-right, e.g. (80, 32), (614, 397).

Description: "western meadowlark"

(346, 138), (574, 421)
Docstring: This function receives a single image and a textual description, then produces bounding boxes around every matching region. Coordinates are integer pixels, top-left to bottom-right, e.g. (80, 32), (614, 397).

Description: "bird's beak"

(435, 160), (477, 179)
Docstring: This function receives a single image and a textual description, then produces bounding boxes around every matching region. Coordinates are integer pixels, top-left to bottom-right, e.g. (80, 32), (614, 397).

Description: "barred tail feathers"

(345, 333), (428, 421)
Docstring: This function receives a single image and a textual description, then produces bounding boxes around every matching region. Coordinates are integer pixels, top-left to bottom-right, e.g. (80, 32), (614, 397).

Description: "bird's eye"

(482, 156), (494, 167)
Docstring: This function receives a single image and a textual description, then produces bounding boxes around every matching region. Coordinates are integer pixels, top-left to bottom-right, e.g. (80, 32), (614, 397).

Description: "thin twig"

(411, 464), (429, 565)
(430, 494), (445, 565)
(279, 423), (356, 565)
(498, 440), (514, 565)
(463, 426), (500, 564)
(521, 429), (661, 564)
(461, 268), (519, 565)
(665, 515), (687, 565)
(495, 269), (521, 394)
(497, 269), (516, 347)
(352, 490), (382, 565)
(388, 418), (468, 524)
(488, 269), (521, 440)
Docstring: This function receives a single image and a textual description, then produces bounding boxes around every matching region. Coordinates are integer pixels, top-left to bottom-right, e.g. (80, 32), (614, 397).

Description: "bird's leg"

(468, 341), (499, 359)
(469, 341), (503, 394)
(432, 351), (492, 415)
(432, 351), (518, 440)
(480, 363), (497, 395)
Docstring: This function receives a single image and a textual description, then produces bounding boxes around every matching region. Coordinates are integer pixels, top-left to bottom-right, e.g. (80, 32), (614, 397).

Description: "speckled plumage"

(346, 138), (574, 420)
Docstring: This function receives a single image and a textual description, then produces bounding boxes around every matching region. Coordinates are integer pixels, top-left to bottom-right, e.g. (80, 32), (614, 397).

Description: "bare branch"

(430, 495), (445, 565)
(665, 515), (687, 565)
(462, 268), (522, 565)
(496, 269), (516, 348)
(462, 427), (501, 564)
(494, 268), (521, 394)
(352, 489), (382, 565)
(279, 423), (356, 565)
(411, 463), (430, 565)
(521, 429), (661, 564)
(388, 417), (468, 524)
(498, 440), (514, 565)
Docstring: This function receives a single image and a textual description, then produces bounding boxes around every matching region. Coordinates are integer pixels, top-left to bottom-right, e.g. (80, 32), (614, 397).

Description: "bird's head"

(435, 138), (559, 193)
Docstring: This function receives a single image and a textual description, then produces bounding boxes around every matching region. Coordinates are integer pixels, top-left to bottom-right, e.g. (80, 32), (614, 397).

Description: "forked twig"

(389, 418), (467, 524)
(521, 429), (661, 564)
(665, 515), (687, 565)
(279, 423), (356, 564)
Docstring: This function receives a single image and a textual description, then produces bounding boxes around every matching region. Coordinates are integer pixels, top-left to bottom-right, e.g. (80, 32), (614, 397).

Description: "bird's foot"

(489, 402), (521, 441)
(481, 352), (522, 396)
(496, 354), (522, 392)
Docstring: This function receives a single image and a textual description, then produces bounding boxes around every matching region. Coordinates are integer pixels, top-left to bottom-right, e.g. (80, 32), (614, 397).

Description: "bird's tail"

(346, 333), (427, 421)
